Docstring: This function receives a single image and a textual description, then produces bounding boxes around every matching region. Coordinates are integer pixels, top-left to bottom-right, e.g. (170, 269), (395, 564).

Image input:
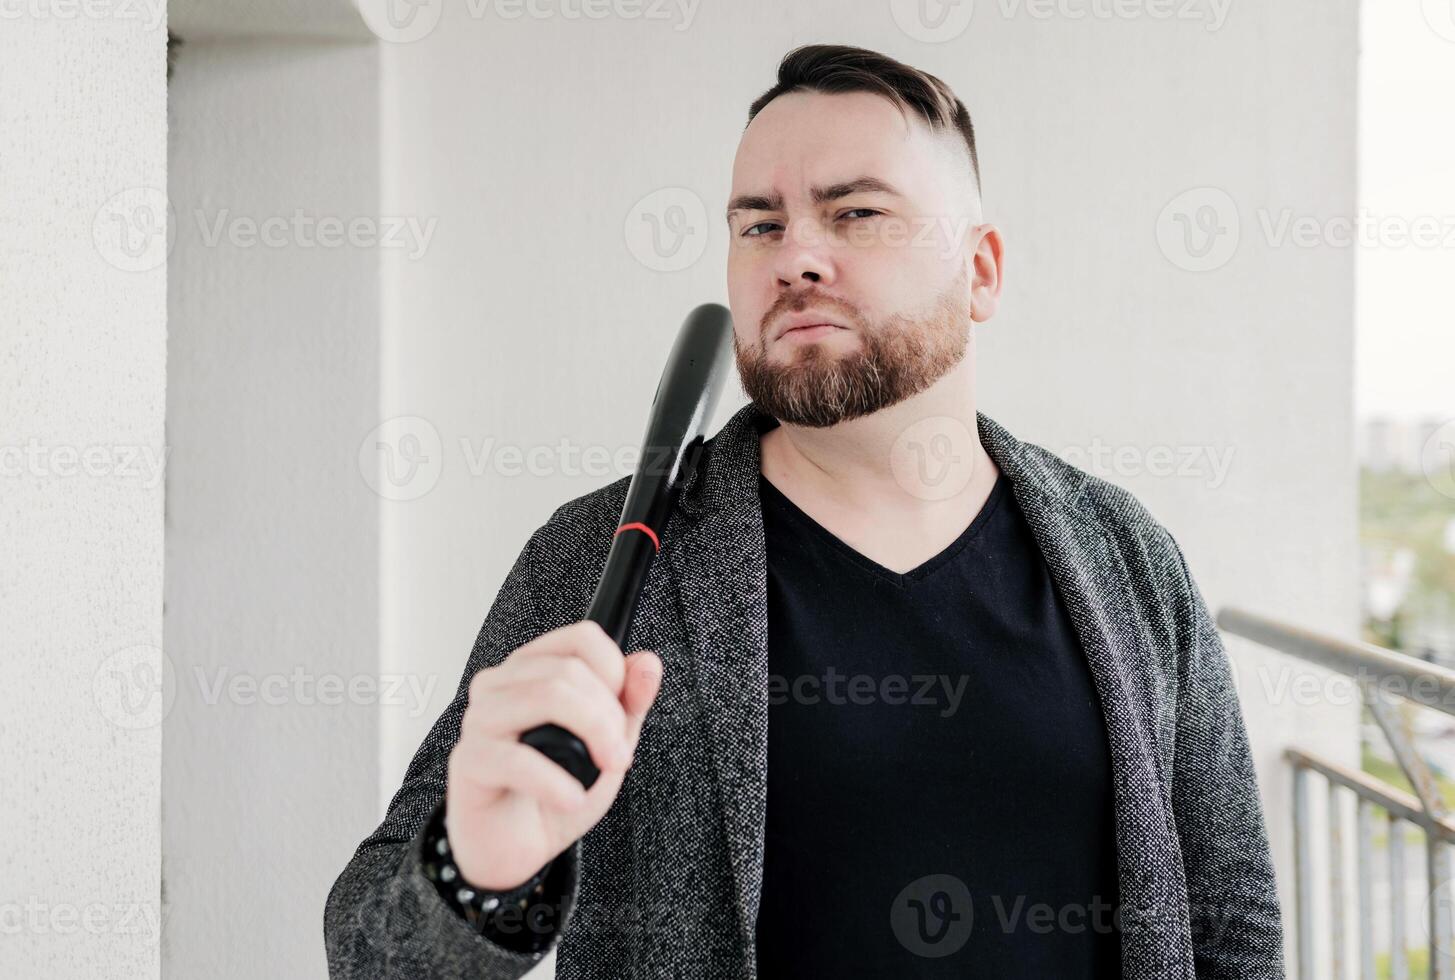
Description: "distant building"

(1359, 415), (1453, 475)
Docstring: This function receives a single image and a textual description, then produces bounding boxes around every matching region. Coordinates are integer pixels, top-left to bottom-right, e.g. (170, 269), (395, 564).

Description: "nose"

(772, 219), (836, 289)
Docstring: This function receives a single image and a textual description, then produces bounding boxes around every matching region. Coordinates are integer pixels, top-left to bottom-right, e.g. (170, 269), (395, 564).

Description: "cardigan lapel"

(664, 405), (775, 976)
(979, 413), (1194, 978)
(665, 402), (1193, 980)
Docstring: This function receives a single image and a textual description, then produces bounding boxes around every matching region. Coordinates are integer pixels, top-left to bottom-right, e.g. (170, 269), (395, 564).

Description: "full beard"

(734, 269), (972, 429)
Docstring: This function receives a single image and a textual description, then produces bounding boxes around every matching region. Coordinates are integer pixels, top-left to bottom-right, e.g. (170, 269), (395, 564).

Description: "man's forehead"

(730, 90), (960, 199)
(741, 88), (917, 143)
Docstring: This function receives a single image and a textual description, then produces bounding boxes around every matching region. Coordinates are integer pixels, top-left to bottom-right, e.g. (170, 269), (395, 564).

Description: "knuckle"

(581, 621), (619, 657)
(563, 656), (597, 690)
(504, 744), (539, 783)
(542, 676), (575, 704)
(447, 742), (468, 777)
(467, 668), (494, 702)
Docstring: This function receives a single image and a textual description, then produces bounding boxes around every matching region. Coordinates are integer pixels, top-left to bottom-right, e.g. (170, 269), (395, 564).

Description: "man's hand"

(444, 621), (662, 891)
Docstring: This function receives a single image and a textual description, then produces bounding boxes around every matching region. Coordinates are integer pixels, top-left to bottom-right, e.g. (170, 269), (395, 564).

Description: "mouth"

(778, 323), (846, 343)
(774, 314), (850, 341)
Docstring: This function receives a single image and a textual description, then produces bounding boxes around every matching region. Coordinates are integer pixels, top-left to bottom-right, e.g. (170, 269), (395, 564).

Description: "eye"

(739, 210), (878, 238)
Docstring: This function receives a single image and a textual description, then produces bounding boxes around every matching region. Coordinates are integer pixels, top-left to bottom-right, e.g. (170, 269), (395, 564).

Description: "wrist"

(421, 802), (553, 935)
(442, 809), (536, 892)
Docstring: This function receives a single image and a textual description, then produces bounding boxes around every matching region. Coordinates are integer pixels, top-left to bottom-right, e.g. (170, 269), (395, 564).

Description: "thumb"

(620, 651), (663, 737)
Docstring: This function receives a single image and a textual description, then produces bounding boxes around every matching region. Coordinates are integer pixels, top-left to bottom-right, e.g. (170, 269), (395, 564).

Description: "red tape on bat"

(613, 521), (660, 553)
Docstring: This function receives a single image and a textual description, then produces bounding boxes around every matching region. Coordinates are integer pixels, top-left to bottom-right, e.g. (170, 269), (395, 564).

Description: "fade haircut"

(746, 44), (981, 196)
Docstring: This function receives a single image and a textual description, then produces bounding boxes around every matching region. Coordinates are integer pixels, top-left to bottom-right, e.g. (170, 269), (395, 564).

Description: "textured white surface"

(164, 37), (381, 980)
(378, 6), (1359, 977)
(0, 11), (167, 980)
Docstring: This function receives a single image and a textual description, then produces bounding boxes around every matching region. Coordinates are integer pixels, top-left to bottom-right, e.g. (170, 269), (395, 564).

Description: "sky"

(1355, 1), (1455, 422)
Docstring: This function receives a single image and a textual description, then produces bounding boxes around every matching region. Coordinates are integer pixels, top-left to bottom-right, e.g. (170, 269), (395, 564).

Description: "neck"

(758, 354), (999, 519)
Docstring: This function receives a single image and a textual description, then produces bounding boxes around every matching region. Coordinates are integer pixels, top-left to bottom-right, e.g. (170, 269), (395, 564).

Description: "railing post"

(1295, 764), (1315, 980)
(1331, 781), (1347, 980)
(1358, 798), (1375, 980)
(1222, 610), (1455, 980)
(1391, 815), (1408, 980)
(1431, 837), (1452, 980)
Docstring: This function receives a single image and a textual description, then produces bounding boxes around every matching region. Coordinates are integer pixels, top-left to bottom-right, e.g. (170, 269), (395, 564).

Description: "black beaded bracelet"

(419, 802), (556, 952)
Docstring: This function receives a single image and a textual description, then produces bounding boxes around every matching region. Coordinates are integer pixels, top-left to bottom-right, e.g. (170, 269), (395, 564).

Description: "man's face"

(725, 89), (992, 428)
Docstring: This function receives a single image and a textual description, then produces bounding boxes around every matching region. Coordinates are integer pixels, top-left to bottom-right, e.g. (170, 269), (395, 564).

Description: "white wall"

(377, 4), (1360, 976)
(0, 9), (167, 980)
(165, 32), (381, 980)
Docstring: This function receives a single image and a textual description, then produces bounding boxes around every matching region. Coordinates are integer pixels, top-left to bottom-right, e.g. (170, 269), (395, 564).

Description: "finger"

(452, 738), (588, 813)
(619, 651), (663, 744)
(487, 652), (609, 695)
(468, 674), (631, 772)
(509, 620), (627, 694)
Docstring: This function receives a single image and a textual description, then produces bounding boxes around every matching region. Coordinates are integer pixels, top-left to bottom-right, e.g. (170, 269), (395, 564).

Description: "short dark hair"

(747, 44), (981, 196)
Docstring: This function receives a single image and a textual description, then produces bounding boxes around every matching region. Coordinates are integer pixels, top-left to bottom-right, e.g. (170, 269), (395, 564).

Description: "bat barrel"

(518, 304), (732, 791)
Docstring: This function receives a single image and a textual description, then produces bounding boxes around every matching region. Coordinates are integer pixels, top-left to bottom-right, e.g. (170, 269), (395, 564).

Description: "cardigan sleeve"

(323, 521), (582, 979)
(1161, 529), (1287, 979)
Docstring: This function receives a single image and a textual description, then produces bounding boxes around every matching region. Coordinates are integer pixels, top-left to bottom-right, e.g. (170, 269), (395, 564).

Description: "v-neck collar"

(757, 469), (1009, 588)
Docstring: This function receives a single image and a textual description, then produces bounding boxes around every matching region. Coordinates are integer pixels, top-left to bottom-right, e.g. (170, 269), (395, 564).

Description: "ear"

(966, 224), (1004, 323)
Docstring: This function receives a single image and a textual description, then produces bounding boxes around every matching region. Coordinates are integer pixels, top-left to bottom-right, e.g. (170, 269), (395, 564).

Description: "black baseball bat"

(519, 302), (735, 789)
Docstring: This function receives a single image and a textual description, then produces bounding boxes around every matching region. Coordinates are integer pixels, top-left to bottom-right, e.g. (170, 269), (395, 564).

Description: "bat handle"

(520, 723), (600, 790)
(516, 529), (655, 790)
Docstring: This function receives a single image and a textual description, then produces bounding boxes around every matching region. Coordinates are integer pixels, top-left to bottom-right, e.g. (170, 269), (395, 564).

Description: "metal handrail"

(1219, 606), (1455, 980)
(1219, 607), (1455, 717)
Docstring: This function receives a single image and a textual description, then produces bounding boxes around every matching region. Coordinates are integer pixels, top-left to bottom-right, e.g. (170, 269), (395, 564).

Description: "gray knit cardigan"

(324, 400), (1285, 979)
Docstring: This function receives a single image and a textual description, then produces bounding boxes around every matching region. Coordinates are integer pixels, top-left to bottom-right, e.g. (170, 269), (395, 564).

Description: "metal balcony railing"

(1218, 607), (1455, 980)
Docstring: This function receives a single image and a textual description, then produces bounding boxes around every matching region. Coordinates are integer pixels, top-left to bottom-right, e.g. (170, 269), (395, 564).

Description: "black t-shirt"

(753, 470), (1122, 978)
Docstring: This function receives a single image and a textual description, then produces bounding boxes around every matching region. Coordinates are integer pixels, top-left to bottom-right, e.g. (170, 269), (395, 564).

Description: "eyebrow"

(725, 176), (903, 223)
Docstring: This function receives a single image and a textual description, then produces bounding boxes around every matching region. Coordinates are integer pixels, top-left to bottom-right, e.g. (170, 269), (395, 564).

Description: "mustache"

(761, 293), (861, 334)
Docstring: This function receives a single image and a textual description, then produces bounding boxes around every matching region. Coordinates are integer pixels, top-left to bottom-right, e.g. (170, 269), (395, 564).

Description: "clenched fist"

(444, 620), (662, 891)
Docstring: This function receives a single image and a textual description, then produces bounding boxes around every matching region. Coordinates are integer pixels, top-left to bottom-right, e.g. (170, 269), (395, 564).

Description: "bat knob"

(520, 723), (601, 790)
